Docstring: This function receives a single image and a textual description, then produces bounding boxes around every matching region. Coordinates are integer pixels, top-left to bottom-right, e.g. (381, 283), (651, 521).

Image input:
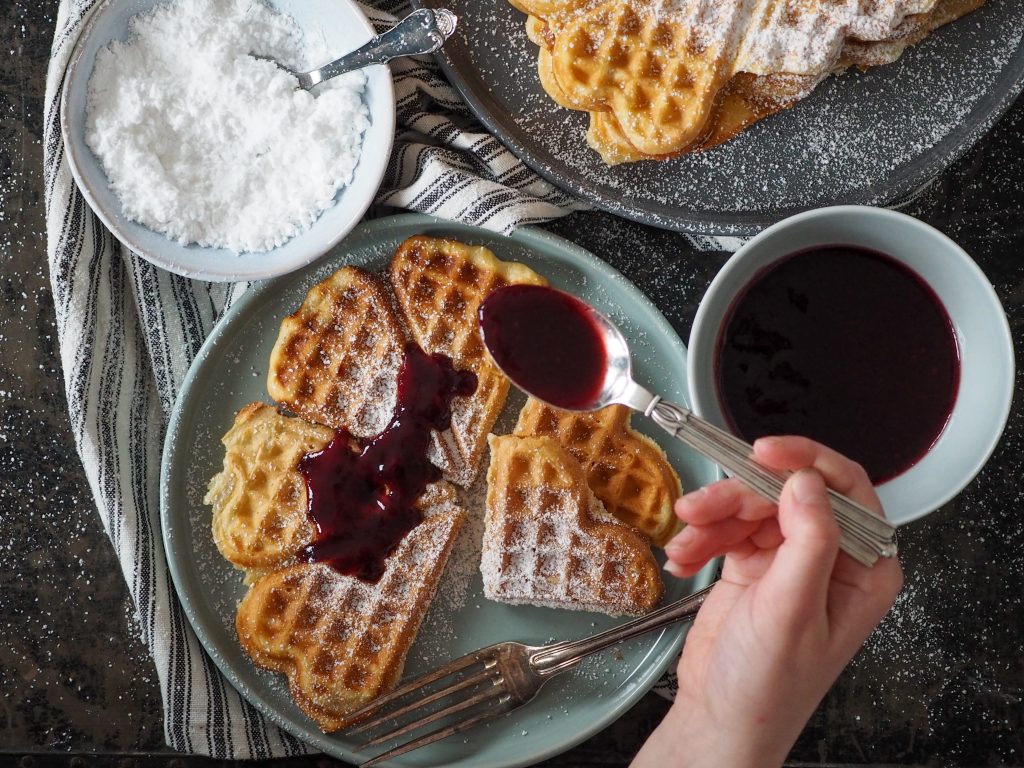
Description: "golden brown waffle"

(206, 402), (461, 566)
(208, 402), (465, 730)
(519, 0), (984, 163)
(235, 506), (463, 732)
(389, 235), (547, 487)
(547, 0), (732, 157)
(207, 402), (333, 570)
(514, 399), (683, 548)
(267, 266), (407, 438)
(482, 435), (664, 616)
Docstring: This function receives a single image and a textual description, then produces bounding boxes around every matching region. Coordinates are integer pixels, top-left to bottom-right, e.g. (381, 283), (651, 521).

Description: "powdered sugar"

(85, 0), (368, 253)
(630, 0), (946, 76)
(481, 435), (663, 617)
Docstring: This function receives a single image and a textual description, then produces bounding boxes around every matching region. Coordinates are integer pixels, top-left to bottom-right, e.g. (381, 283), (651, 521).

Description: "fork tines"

(345, 643), (515, 767)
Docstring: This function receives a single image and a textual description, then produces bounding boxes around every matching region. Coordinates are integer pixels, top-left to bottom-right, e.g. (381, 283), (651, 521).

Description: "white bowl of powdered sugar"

(61, 0), (395, 281)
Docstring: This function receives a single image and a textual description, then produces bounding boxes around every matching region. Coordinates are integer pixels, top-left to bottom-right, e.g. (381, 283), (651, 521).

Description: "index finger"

(751, 435), (884, 516)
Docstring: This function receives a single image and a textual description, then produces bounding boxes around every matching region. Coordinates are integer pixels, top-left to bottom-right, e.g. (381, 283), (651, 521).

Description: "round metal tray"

(416, 0), (1024, 236)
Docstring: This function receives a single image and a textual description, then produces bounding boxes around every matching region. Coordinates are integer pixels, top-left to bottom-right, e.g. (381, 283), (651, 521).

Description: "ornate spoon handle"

(645, 396), (898, 567)
(297, 8), (457, 89)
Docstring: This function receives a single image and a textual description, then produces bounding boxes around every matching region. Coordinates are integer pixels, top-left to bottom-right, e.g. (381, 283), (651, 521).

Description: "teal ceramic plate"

(160, 214), (719, 767)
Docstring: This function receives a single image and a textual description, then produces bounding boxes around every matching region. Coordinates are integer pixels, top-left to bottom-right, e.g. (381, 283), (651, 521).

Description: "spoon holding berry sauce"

(479, 284), (897, 567)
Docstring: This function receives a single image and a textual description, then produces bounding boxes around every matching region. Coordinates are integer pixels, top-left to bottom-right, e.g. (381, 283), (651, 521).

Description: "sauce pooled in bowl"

(715, 245), (960, 484)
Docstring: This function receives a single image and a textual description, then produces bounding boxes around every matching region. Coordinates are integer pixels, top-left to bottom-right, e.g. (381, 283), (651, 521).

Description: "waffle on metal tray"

(514, 0), (985, 163)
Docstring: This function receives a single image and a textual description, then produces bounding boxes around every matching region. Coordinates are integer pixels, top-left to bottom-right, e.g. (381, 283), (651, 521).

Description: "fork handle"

(531, 584), (715, 675)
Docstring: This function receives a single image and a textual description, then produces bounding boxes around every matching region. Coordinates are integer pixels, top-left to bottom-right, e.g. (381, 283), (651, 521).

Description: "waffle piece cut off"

(515, 399), (683, 547)
(482, 434), (664, 616)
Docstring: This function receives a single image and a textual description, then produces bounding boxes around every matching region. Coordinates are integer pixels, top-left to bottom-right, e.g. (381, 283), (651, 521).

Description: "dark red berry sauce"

(715, 245), (960, 484)
(298, 343), (477, 582)
(478, 285), (607, 410)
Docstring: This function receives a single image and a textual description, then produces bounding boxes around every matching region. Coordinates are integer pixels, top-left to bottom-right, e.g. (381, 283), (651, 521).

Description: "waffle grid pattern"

(389, 236), (547, 486)
(514, 0), (983, 162)
(482, 435), (663, 616)
(236, 508), (463, 732)
(515, 400), (683, 547)
(267, 267), (407, 437)
(208, 403), (332, 569)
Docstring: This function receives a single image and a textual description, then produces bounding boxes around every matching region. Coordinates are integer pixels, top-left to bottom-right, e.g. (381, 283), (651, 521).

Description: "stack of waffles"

(510, 0), (985, 163)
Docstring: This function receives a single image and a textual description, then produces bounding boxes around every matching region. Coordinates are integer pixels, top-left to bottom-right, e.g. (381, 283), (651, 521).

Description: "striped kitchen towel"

(43, 0), (718, 757)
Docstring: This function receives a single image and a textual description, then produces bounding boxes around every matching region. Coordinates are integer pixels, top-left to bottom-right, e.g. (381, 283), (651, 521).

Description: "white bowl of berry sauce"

(688, 206), (1014, 526)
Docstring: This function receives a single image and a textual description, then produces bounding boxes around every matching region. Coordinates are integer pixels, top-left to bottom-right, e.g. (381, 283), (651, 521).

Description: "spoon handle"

(642, 396), (898, 567)
(298, 8), (457, 88)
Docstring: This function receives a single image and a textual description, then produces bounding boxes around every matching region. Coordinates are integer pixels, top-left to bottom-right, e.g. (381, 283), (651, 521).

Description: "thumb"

(763, 469), (840, 620)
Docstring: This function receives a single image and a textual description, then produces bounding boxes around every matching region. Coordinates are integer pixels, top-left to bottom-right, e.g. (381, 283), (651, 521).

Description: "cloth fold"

(44, 0), (712, 756)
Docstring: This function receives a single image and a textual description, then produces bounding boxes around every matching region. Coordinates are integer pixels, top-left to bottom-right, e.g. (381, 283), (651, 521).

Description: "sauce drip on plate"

(479, 285), (607, 410)
(299, 343), (477, 582)
(715, 245), (960, 484)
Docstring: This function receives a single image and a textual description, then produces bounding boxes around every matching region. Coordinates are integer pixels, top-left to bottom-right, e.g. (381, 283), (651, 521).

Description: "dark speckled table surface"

(2, 2), (1023, 767)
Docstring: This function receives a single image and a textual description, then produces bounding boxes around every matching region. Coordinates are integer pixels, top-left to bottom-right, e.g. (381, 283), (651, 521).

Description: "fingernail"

(665, 526), (695, 552)
(755, 436), (782, 448)
(792, 469), (827, 505)
(663, 561), (686, 578)
(677, 486), (708, 506)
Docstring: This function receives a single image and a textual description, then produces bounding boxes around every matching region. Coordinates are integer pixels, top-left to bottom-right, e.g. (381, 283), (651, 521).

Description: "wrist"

(642, 694), (799, 768)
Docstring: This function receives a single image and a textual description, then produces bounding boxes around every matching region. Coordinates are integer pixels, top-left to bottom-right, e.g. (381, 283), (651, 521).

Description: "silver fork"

(346, 583), (715, 766)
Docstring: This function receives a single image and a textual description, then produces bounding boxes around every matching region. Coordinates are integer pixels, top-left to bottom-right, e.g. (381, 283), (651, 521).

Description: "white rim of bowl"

(687, 204), (1015, 524)
(59, 0), (396, 282)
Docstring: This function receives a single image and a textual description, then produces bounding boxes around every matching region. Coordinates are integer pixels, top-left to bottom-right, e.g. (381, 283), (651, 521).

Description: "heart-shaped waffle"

(482, 434), (663, 616)
(235, 506), (463, 731)
(389, 235), (547, 486)
(267, 266), (408, 439)
(515, 399), (683, 548)
(207, 402), (335, 570)
(207, 402), (465, 730)
(520, 0), (982, 160)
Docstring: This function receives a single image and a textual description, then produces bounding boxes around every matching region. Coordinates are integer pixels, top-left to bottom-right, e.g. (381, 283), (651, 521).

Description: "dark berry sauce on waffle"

(299, 343), (476, 582)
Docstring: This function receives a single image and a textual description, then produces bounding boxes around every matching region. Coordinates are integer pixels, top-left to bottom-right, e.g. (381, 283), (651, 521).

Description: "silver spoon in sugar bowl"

(260, 8), (457, 89)
(478, 284), (898, 567)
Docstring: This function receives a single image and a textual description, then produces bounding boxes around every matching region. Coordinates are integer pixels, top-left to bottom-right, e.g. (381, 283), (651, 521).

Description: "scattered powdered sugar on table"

(85, 0), (369, 253)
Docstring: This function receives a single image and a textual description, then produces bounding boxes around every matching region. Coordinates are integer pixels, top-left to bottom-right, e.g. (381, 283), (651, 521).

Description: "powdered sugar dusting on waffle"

(482, 486), (647, 615)
(481, 435), (664, 617)
(733, 0), (943, 76)
(233, 494), (465, 730)
(597, 0), (946, 76)
(454, 0), (1021, 228)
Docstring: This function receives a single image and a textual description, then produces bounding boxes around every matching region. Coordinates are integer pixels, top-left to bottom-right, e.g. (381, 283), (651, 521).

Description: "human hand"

(632, 436), (903, 768)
